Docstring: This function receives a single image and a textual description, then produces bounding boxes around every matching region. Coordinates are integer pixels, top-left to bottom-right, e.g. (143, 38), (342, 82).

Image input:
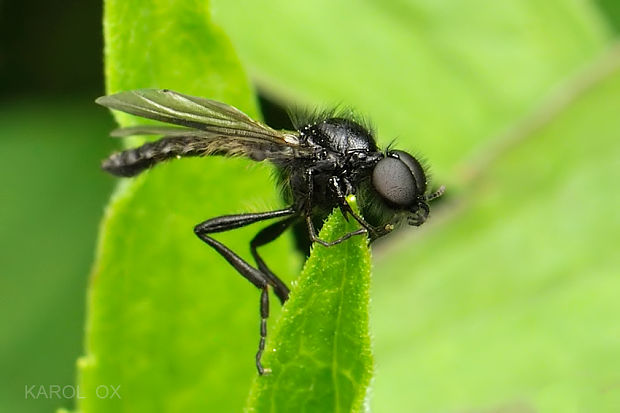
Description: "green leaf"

(104, 0), (256, 116)
(78, 1), (297, 412)
(208, 4), (619, 410)
(82, 0), (620, 411)
(247, 199), (372, 412)
(370, 47), (620, 412)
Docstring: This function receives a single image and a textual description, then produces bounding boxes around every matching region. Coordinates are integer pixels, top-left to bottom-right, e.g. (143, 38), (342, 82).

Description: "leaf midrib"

(330, 236), (351, 413)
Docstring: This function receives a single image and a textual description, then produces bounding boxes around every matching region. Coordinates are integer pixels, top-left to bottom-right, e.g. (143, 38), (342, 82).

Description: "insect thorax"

(275, 118), (379, 213)
(300, 117), (377, 154)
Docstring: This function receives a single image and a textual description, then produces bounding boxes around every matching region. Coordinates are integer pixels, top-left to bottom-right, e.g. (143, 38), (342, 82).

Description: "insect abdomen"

(102, 136), (205, 177)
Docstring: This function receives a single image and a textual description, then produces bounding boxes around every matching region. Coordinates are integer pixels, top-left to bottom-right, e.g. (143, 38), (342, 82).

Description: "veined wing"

(109, 125), (206, 138)
(96, 89), (301, 146)
(97, 90), (310, 177)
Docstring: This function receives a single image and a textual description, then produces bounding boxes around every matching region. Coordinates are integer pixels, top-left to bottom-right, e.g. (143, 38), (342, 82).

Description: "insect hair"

(288, 105), (376, 137)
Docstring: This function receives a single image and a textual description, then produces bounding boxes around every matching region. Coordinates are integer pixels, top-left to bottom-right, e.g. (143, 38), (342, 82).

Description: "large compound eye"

(371, 151), (427, 207)
(392, 150), (427, 195)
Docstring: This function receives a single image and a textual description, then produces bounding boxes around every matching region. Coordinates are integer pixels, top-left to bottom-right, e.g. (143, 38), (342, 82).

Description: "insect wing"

(96, 89), (301, 147)
(109, 125), (206, 138)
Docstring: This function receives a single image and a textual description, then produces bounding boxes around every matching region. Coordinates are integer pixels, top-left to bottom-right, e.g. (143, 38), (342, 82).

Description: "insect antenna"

(425, 185), (446, 201)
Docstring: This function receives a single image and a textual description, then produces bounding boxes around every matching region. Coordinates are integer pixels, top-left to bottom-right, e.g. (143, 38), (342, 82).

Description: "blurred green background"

(1, 0), (619, 412)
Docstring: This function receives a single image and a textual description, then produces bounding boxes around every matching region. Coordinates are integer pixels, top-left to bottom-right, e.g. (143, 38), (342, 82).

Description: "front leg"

(303, 169), (368, 247)
(305, 215), (367, 247)
(328, 176), (393, 241)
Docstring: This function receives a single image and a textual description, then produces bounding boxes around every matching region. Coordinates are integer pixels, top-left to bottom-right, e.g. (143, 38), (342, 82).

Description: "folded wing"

(97, 89), (305, 177)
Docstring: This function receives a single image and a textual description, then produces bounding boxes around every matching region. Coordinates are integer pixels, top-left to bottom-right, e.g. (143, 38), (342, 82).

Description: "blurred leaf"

(78, 1), (298, 412)
(371, 47), (620, 412)
(212, 0), (610, 176)
(0, 100), (114, 413)
(247, 200), (372, 412)
(597, 0), (620, 33)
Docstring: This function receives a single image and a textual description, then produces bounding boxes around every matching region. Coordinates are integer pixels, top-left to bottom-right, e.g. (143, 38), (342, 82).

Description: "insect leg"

(305, 215), (367, 247)
(250, 216), (298, 305)
(407, 202), (429, 226)
(329, 176), (392, 241)
(194, 208), (295, 235)
(339, 199), (392, 240)
(257, 287), (269, 375)
(303, 171), (367, 247)
(193, 207), (295, 375)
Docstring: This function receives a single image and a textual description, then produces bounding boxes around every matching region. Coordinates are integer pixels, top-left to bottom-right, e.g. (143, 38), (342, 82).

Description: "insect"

(97, 89), (444, 374)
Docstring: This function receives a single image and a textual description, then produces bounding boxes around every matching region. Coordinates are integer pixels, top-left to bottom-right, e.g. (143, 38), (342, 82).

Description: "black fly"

(96, 89), (444, 374)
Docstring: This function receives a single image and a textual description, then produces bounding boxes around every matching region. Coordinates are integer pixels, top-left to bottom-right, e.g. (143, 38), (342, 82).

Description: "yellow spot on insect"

(385, 224), (394, 232)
